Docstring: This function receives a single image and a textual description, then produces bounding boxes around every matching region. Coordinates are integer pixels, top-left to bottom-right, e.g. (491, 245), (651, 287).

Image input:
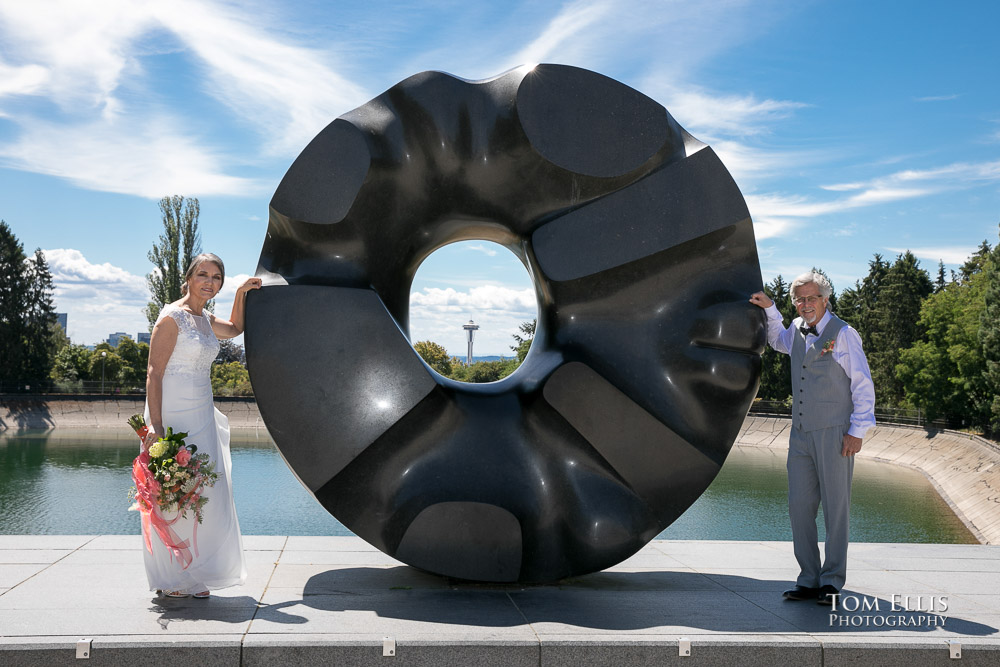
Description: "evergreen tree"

(145, 196), (202, 328)
(959, 240), (992, 283)
(22, 249), (58, 385)
(758, 274), (793, 400)
(935, 260), (947, 292)
(866, 251), (933, 405)
(0, 220), (28, 385)
(0, 224), (59, 388)
(979, 227), (1000, 434)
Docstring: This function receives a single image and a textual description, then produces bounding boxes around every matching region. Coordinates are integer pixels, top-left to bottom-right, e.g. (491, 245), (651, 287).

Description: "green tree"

(414, 340), (453, 376)
(0, 220), (29, 385)
(215, 339), (245, 365)
(896, 270), (989, 423)
(89, 344), (124, 390)
(758, 274), (794, 401)
(49, 321), (70, 352)
(22, 249), (58, 385)
(839, 254), (889, 334)
(51, 344), (94, 383)
(0, 224), (59, 388)
(211, 361), (253, 396)
(510, 320), (536, 363)
(452, 359), (518, 383)
(114, 337), (149, 388)
(935, 260), (947, 293)
(980, 228), (1000, 434)
(144, 196), (202, 328)
(871, 252), (934, 404)
(959, 240), (992, 283)
(847, 252), (931, 406)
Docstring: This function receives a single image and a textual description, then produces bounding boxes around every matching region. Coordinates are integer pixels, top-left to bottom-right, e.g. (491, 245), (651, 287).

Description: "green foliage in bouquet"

(129, 424), (219, 523)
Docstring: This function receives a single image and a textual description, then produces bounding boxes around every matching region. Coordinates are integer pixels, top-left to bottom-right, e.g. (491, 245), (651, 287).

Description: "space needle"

(462, 320), (480, 365)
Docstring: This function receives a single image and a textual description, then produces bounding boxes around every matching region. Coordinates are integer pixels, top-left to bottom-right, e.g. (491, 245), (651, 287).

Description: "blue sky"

(1, 0), (998, 355)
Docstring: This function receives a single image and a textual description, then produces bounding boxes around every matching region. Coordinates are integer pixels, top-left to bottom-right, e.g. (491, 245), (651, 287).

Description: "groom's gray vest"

(791, 314), (854, 432)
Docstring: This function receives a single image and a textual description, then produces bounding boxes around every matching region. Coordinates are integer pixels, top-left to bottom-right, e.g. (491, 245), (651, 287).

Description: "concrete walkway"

(2, 536), (999, 666)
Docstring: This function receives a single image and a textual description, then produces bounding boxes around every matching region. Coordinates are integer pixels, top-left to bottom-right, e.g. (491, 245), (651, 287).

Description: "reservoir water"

(0, 429), (977, 543)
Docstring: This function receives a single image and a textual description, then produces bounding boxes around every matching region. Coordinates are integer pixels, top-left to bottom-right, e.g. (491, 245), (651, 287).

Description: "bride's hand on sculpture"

(210, 276), (263, 340)
(749, 291), (774, 309)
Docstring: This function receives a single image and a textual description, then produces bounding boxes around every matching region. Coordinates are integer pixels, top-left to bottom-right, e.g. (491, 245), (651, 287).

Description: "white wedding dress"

(142, 304), (247, 593)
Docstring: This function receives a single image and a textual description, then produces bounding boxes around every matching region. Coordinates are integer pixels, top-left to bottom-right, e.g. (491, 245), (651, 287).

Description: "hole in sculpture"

(408, 241), (538, 383)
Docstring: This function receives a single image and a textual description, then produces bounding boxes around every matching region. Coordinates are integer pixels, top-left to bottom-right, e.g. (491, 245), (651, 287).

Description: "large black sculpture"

(246, 64), (766, 583)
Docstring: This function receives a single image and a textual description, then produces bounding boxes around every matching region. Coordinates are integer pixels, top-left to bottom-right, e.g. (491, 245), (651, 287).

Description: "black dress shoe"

(782, 585), (819, 601)
(816, 585), (840, 605)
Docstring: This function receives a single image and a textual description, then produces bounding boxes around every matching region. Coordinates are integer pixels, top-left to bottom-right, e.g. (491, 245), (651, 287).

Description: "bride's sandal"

(165, 590), (190, 598)
(193, 591), (210, 599)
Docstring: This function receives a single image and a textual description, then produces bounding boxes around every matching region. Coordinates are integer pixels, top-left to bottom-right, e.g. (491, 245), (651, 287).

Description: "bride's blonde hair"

(180, 253), (226, 296)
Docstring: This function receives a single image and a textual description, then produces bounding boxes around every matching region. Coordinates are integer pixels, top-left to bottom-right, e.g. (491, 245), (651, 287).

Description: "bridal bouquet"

(127, 414), (218, 523)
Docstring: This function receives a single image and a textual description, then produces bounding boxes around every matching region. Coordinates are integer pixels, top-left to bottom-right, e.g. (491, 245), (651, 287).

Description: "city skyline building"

(107, 332), (131, 347)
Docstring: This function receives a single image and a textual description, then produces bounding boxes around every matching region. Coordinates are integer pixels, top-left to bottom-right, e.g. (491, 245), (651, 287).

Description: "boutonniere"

(820, 339), (835, 356)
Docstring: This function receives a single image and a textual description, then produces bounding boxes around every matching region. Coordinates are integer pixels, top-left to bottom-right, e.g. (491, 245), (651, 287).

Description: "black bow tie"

(799, 325), (818, 337)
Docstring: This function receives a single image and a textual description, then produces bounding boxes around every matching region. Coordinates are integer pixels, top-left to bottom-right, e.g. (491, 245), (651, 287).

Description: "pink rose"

(176, 448), (192, 466)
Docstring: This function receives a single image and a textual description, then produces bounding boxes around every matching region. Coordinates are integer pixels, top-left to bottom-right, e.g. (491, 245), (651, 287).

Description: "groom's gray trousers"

(789, 315), (855, 591)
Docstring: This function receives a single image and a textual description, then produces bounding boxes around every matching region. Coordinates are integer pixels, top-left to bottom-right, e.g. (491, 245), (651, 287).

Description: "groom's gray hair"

(790, 271), (832, 300)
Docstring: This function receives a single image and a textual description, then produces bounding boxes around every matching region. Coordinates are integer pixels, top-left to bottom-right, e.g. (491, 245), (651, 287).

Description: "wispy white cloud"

(749, 159), (1000, 236)
(886, 246), (978, 265)
(0, 117), (262, 198)
(504, 0), (614, 69)
(152, 0), (369, 156)
(915, 94), (960, 102)
(660, 87), (807, 138)
(820, 182), (865, 192)
(0, 61), (49, 97)
(463, 244), (498, 257)
(0, 0), (367, 196)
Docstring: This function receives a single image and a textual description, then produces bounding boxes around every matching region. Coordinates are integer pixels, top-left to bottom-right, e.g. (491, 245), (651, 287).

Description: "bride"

(141, 253), (261, 598)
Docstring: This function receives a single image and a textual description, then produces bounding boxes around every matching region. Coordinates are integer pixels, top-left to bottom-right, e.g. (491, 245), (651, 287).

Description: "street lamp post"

(101, 351), (107, 394)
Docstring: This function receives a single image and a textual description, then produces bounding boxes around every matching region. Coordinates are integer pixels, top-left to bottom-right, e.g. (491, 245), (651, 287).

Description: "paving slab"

(0, 535), (92, 550)
(1, 537), (999, 666)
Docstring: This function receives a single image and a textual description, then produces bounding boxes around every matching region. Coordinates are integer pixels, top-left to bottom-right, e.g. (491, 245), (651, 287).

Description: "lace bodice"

(160, 304), (220, 379)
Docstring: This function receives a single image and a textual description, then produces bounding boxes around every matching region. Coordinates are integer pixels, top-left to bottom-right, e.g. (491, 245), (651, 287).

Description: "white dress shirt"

(763, 304), (876, 439)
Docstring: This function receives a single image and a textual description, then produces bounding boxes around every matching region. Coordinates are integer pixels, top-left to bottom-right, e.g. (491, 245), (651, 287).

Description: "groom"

(750, 271), (875, 605)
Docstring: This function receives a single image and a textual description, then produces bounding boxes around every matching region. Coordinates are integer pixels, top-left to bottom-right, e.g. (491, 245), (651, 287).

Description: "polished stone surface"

(246, 64), (765, 582)
(2, 536), (999, 666)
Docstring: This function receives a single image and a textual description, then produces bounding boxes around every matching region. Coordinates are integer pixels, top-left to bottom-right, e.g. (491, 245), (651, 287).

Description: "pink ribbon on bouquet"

(132, 453), (195, 569)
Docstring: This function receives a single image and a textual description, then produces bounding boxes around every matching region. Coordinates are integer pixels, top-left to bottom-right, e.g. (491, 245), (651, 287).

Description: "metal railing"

(750, 399), (970, 430)
(0, 380), (253, 397)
